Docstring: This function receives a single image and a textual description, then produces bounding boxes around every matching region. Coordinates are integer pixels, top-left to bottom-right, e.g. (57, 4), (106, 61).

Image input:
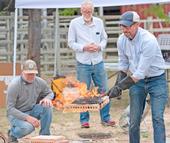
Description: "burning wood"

(72, 96), (103, 104)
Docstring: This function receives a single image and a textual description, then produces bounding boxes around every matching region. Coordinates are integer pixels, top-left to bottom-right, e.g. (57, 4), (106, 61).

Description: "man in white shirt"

(68, 0), (115, 128)
(108, 11), (168, 143)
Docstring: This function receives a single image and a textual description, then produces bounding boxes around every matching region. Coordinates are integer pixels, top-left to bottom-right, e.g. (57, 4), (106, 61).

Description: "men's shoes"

(102, 120), (116, 127)
(81, 122), (90, 128)
(8, 130), (18, 143)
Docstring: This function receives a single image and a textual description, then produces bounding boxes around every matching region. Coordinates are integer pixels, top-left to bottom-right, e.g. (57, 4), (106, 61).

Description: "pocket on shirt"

(95, 32), (101, 43)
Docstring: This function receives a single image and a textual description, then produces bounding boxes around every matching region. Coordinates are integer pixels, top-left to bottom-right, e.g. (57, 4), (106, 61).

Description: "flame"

(51, 76), (99, 109)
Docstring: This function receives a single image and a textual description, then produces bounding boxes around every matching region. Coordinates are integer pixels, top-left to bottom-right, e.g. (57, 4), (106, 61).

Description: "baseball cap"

(22, 59), (38, 74)
(120, 11), (140, 27)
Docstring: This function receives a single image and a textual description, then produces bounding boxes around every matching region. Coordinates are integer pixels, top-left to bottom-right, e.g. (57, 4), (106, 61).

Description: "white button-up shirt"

(68, 16), (107, 65)
(117, 27), (165, 79)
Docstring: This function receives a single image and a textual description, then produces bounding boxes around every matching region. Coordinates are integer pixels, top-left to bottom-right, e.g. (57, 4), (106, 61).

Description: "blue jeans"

(76, 61), (110, 123)
(129, 73), (168, 143)
(8, 104), (52, 138)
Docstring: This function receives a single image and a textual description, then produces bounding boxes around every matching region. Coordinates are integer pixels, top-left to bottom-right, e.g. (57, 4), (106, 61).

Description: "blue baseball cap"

(120, 11), (140, 27)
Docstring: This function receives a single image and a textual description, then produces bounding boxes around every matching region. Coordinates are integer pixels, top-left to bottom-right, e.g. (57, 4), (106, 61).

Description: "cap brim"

(24, 70), (38, 74)
(120, 20), (133, 27)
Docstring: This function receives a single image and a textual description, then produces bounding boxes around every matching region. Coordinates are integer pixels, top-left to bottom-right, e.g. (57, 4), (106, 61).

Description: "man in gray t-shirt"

(7, 59), (54, 142)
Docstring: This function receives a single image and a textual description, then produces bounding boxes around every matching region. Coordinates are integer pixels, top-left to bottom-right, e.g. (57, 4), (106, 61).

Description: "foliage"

(0, 0), (15, 15)
(144, 4), (170, 23)
(59, 8), (79, 16)
(0, 11), (7, 16)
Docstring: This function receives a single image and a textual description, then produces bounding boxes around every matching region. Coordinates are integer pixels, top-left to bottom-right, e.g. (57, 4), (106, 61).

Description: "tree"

(28, 9), (41, 76)
(0, 0), (15, 13)
(144, 4), (170, 23)
(59, 8), (79, 16)
(0, 1), (42, 75)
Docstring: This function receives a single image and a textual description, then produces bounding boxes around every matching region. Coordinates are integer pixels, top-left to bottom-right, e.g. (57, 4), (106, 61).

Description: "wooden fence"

(0, 13), (170, 76)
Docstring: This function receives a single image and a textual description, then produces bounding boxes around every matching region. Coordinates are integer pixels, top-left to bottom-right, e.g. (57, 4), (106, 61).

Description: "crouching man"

(6, 59), (54, 143)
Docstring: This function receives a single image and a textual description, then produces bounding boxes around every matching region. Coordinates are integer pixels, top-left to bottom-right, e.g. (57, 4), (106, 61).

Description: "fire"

(63, 76), (99, 98)
(51, 76), (99, 109)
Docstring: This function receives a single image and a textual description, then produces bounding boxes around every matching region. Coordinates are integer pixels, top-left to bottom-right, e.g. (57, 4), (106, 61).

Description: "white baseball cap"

(22, 59), (38, 74)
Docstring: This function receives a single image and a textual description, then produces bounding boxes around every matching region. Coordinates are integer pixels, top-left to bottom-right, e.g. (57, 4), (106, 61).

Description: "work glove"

(108, 76), (135, 99)
(114, 71), (127, 100)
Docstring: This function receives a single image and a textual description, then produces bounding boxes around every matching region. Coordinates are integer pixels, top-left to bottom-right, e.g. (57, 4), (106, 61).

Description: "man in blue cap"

(108, 11), (168, 143)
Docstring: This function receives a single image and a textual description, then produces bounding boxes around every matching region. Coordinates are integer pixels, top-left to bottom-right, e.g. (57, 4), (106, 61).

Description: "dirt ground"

(1, 74), (170, 143)
(1, 95), (170, 143)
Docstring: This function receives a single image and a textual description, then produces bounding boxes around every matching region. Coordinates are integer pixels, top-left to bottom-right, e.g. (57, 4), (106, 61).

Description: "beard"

(22, 73), (35, 84)
(83, 16), (92, 23)
(124, 32), (132, 39)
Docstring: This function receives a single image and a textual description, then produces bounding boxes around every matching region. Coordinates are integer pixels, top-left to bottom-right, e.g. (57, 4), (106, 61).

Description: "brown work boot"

(101, 120), (116, 127)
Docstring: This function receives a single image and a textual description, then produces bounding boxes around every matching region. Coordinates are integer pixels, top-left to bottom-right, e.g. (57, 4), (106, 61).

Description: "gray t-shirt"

(6, 76), (54, 120)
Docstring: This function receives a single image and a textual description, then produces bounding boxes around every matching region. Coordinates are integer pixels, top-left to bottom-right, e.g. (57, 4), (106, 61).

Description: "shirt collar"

(21, 75), (35, 84)
(80, 16), (95, 26)
(130, 28), (140, 43)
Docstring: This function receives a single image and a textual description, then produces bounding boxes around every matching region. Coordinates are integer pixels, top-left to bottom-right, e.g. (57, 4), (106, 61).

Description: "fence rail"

(0, 13), (170, 76)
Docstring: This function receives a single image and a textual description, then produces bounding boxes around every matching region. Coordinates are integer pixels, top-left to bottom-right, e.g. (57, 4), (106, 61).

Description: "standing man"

(7, 59), (54, 143)
(68, 0), (115, 128)
(108, 11), (168, 143)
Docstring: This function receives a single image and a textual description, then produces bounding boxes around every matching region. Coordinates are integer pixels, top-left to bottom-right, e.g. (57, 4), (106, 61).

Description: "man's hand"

(83, 43), (100, 52)
(25, 115), (40, 128)
(108, 86), (122, 99)
(39, 98), (53, 107)
(108, 76), (135, 99)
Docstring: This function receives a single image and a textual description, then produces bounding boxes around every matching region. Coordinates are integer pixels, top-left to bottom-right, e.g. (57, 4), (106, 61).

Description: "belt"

(144, 73), (165, 80)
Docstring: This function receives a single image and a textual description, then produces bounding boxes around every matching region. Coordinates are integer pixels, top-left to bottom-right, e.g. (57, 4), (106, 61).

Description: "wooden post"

(146, 16), (153, 31)
(54, 9), (61, 75)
